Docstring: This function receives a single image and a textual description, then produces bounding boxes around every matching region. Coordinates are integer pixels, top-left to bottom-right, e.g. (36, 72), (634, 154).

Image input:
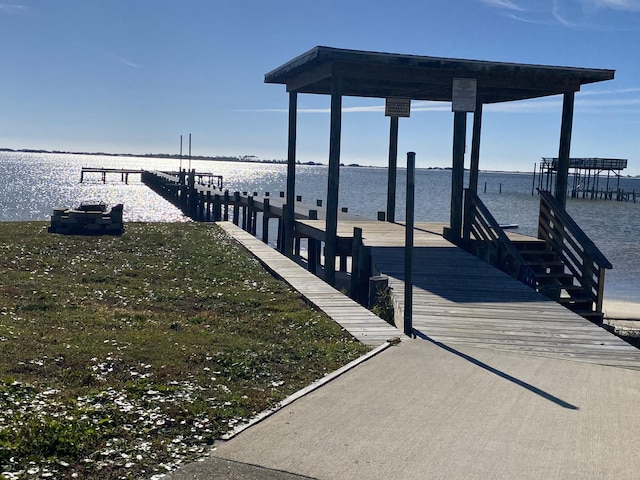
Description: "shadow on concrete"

(414, 329), (579, 410)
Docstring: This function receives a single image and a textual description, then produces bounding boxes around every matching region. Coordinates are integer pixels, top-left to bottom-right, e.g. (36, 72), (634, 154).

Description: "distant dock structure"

(536, 157), (635, 202)
(80, 167), (223, 190)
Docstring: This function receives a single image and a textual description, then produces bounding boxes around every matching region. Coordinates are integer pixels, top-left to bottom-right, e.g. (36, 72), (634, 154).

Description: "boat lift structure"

(536, 157), (633, 201)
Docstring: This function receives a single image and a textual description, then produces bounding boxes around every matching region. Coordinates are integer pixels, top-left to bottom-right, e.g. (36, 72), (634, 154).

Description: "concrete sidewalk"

(169, 339), (640, 480)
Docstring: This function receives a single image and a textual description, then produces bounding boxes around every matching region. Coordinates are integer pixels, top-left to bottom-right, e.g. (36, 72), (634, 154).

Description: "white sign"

(452, 78), (477, 112)
(385, 97), (411, 117)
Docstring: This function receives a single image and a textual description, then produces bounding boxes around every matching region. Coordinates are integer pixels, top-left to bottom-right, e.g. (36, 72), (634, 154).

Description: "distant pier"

(536, 157), (635, 202)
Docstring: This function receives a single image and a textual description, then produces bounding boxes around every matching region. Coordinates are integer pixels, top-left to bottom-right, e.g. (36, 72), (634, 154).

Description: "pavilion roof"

(265, 46), (615, 104)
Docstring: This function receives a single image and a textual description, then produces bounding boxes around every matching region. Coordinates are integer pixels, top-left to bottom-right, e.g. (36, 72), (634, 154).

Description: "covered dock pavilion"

(265, 46), (615, 286)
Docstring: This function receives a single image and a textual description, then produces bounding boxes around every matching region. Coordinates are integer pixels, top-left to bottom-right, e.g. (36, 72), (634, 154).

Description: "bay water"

(1, 151), (638, 303)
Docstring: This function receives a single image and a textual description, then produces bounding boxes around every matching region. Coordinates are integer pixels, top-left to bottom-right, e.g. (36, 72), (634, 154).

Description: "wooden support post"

(555, 91), (575, 209)
(308, 209), (319, 274)
(469, 101), (483, 193)
(324, 69), (342, 287)
(223, 191), (229, 221)
(262, 198), (270, 244)
(387, 116), (399, 223)
(284, 91), (297, 257)
(357, 247), (372, 305)
(350, 227), (363, 300)
(368, 276), (389, 310)
(404, 152), (416, 337)
(206, 191), (212, 222)
(448, 112), (467, 241)
(213, 193), (222, 221)
(232, 192), (240, 226)
(277, 206), (286, 252)
(247, 196), (255, 234)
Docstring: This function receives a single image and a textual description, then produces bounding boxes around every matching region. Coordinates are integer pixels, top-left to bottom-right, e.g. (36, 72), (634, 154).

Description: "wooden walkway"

(221, 214), (640, 370)
(362, 223), (640, 370)
(217, 222), (404, 347)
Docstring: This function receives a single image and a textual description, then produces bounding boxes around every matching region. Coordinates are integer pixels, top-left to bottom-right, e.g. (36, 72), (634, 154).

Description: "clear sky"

(1, 0), (639, 174)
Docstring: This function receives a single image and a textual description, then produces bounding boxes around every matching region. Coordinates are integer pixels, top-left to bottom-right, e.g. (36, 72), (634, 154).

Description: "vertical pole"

(262, 199), (270, 244)
(469, 101), (483, 193)
(284, 91), (298, 257)
(404, 152), (416, 337)
(555, 92), (575, 209)
(179, 135), (183, 172)
(449, 111), (467, 241)
(324, 70), (342, 286)
(350, 227), (363, 300)
(188, 133), (192, 172)
(387, 116), (399, 223)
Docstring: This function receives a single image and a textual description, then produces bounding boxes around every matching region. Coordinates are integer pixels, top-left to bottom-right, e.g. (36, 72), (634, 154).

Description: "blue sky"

(1, 0), (639, 174)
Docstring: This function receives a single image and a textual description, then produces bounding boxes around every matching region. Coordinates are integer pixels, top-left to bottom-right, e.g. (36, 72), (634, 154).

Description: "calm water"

(1, 151), (639, 302)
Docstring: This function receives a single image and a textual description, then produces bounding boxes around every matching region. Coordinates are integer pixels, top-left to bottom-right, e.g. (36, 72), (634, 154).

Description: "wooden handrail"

(463, 189), (537, 288)
(537, 190), (611, 313)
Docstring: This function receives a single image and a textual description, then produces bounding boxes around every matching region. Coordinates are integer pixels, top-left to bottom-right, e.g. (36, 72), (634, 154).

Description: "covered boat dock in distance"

(265, 46), (615, 286)
(537, 157), (633, 201)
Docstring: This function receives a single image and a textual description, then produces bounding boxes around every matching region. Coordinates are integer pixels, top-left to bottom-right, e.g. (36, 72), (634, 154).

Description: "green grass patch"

(0, 222), (370, 479)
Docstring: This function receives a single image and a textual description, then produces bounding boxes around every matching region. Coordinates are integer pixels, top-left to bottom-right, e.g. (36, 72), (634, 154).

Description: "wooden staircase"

(512, 238), (604, 323)
(462, 189), (611, 324)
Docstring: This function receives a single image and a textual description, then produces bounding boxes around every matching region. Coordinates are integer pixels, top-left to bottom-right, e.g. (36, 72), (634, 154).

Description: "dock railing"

(537, 190), (612, 314)
(462, 189), (537, 288)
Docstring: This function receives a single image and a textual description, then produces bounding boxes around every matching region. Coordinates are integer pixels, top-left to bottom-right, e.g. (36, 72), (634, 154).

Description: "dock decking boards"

(222, 216), (640, 370)
(217, 222), (404, 347)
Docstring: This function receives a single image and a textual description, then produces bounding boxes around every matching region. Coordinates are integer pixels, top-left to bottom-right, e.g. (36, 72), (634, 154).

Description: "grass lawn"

(0, 222), (370, 479)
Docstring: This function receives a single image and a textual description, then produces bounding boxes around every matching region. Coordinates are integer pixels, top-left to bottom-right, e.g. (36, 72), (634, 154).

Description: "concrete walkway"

(170, 339), (640, 480)
(167, 223), (640, 479)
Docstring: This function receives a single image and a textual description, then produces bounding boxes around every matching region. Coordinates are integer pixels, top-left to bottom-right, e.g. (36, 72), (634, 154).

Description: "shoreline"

(602, 299), (640, 337)
(602, 299), (640, 321)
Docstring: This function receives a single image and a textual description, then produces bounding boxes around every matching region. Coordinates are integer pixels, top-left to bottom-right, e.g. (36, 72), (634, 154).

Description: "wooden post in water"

(404, 152), (416, 337)
(387, 116), (399, 223)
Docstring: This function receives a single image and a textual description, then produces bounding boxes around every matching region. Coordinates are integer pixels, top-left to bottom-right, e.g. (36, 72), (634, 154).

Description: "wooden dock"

(136, 171), (640, 369)
(227, 214), (640, 370)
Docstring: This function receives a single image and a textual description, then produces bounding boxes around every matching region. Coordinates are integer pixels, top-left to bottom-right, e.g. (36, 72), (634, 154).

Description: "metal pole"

(179, 135), (183, 172)
(404, 152), (415, 337)
(387, 116), (399, 222)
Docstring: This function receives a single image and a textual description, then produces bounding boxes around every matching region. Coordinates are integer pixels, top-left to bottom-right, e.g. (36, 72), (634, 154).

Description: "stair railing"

(463, 189), (537, 288)
(537, 190), (612, 313)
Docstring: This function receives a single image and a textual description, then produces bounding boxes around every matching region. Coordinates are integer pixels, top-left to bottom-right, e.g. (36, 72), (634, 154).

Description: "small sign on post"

(452, 78), (477, 112)
(385, 97), (411, 117)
